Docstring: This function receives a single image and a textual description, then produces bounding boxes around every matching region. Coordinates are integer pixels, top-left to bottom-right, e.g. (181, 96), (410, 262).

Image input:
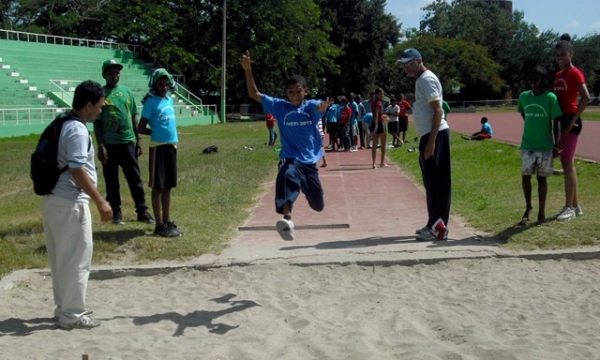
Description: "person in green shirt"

(442, 100), (450, 122)
(93, 59), (154, 225)
(517, 66), (563, 225)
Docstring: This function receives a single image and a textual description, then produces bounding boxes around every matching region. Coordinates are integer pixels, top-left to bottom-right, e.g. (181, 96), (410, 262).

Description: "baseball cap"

(397, 48), (422, 63)
(102, 59), (123, 74)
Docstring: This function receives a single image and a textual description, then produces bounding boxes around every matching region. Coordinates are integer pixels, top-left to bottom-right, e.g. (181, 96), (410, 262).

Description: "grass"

(1, 120), (599, 279)
(0, 122), (279, 278)
(387, 127), (600, 251)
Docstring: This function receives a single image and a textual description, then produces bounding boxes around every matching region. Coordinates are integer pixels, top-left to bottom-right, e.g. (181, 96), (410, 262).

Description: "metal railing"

(0, 107), (69, 125)
(48, 79), (80, 104)
(174, 86), (203, 105)
(0, 29), (147, 54)
(0, 104), (218, 126)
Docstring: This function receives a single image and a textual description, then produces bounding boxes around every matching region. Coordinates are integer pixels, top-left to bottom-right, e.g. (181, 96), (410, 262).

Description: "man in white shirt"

(398, 48), (451, 241)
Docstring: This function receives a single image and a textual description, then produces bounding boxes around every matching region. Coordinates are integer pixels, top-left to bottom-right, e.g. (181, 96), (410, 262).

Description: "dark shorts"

(275, 159), (324, 214)
(149, 144), (177, 189)
(557, 113), (582, 136)
(398, 116), (408, 132)
(327, 122), (339, 135)
(388, 121), (399, 133)
(370, 122), (385, 134)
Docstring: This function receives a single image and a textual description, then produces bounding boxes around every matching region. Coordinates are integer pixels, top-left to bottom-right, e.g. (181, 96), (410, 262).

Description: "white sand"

(1, 258), (600, 360)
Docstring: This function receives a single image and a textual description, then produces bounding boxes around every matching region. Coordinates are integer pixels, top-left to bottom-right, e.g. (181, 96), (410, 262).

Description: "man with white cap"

(398, 48), (451, 241)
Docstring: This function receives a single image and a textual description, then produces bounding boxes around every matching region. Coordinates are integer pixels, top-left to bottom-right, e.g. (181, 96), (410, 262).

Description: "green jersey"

(98, 85), (139, 144)
(442, 101), (450, 121)
(517, 90), (562, 151)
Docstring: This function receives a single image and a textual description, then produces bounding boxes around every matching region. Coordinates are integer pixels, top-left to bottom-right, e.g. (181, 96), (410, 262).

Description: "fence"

(0, 104), (218, 126)
(0, 29), (146, 53)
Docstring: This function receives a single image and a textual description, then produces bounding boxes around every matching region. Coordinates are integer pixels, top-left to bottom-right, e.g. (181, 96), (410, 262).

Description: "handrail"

(175, 85), (203, 106)
(0, 29), (147, 54)
(0, 104), (218, 126)
(1, 29), (191, 100)
(48, 79), (80, 104)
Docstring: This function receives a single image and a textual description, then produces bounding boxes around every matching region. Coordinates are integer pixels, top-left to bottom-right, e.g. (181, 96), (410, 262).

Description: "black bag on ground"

(202, 145), (218, 154)
(30, 113), (77, 196)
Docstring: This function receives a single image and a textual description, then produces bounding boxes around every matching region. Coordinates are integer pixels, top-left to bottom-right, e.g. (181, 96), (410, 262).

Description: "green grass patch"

(388, 128), (600, 251)
(0, 122), (279, 278)
(1, 121), (599, 279)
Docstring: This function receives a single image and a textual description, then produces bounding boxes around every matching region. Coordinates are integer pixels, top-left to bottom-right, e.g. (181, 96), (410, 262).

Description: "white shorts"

(521, 150), (553, 177)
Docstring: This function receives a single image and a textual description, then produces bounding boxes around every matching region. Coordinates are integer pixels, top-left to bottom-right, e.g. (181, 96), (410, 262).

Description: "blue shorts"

(275, 159), (324, 214)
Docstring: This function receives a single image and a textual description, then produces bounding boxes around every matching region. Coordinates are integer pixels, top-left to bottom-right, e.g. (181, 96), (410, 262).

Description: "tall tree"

(317, 0), (401, 96)
(388, 36), (504, 100)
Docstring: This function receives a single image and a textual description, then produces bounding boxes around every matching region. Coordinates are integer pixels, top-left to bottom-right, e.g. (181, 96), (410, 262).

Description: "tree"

(388, 36), (504, 100)
(572, 34), (600, 96)
(317, 0), (401, 96)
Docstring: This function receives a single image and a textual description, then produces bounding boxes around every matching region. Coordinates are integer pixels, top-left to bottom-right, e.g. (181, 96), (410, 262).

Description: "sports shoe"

(53, 309), (93, 321)
(112, 212), (125, 225)
(556, 206), (576, 221)
(154, 222), (182, 237)
(166, 221), (183, 237)
(415, 228), (436, 241)
(154, 223), (171, 237)
(415, 227), (448, 241)
(276, 218), (295, 241)
(137, 211), (155, 224)
(415, 226), (429, 235)
(59, 315), (100, 330)
(574, 205), (583, 217)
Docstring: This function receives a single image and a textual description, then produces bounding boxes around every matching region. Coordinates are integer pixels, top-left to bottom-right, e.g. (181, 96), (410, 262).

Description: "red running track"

(446, 112), (599, 162)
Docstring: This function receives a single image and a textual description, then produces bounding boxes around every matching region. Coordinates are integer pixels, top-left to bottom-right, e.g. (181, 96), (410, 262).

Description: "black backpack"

(30, 113), (78, 196)
(202, 145), (218, 154)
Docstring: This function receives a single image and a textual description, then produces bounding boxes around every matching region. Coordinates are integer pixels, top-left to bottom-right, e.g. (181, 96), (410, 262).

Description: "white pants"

(42, 194), (93, 323)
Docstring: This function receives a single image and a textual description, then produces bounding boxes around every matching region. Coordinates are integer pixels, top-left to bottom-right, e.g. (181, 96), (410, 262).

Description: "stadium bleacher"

(0, 34), (218, 138)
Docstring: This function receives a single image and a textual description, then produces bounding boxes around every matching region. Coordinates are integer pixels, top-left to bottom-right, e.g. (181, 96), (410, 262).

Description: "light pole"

(221, 0), (227, 123)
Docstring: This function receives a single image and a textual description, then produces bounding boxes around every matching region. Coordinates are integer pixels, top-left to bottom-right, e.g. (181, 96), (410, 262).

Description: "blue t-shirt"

(324, 104), (339, 123)
(363, 112), (373, 123)
(262, 95), (325, 164)
(481, 122), (493, 136)
(141, 95), (178, 144)
(349, 101), (359, 125)
(358, 103), (366, 121)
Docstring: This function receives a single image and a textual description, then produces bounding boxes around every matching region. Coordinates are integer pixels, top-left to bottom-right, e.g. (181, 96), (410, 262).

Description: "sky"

(385, 0), (600, 38)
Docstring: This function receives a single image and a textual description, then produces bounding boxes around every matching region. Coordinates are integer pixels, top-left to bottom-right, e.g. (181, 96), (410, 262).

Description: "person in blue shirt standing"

(348, 93), (360, 151)
(356, 95), (368, 149)
(137, 68), (182, 238)
(362, 111), (373, 148)
(242, 50), (332, 241)
(324, 97), (340, 151)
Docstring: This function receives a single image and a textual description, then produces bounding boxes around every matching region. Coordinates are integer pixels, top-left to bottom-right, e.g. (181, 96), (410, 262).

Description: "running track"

(447, 112), (599, 162)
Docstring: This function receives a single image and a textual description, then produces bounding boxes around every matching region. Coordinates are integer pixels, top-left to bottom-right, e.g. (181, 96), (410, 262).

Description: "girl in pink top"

(553, 33), (591, 221)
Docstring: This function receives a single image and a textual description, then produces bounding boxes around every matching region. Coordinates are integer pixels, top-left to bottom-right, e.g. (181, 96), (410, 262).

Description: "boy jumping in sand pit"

(241, 50), (332, 241)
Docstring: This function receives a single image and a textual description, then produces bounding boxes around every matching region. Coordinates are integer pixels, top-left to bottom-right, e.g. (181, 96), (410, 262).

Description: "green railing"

(0, 29), (147, 54)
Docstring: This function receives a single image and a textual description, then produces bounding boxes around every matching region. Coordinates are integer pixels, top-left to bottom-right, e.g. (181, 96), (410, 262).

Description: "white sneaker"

(556, 206), (575, 221)
(53, 309), (93, 321)
(276, 218), (295, 241)
(415, 226), (429, 235)
(59, 315), (100, 330)
(574, 205), (583, 217)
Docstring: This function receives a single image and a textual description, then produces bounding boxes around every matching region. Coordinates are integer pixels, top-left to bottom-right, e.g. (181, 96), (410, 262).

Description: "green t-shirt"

(442, 101), (450, 121)
(517, 90), (562, 151)
(98, 85), (139, 144)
